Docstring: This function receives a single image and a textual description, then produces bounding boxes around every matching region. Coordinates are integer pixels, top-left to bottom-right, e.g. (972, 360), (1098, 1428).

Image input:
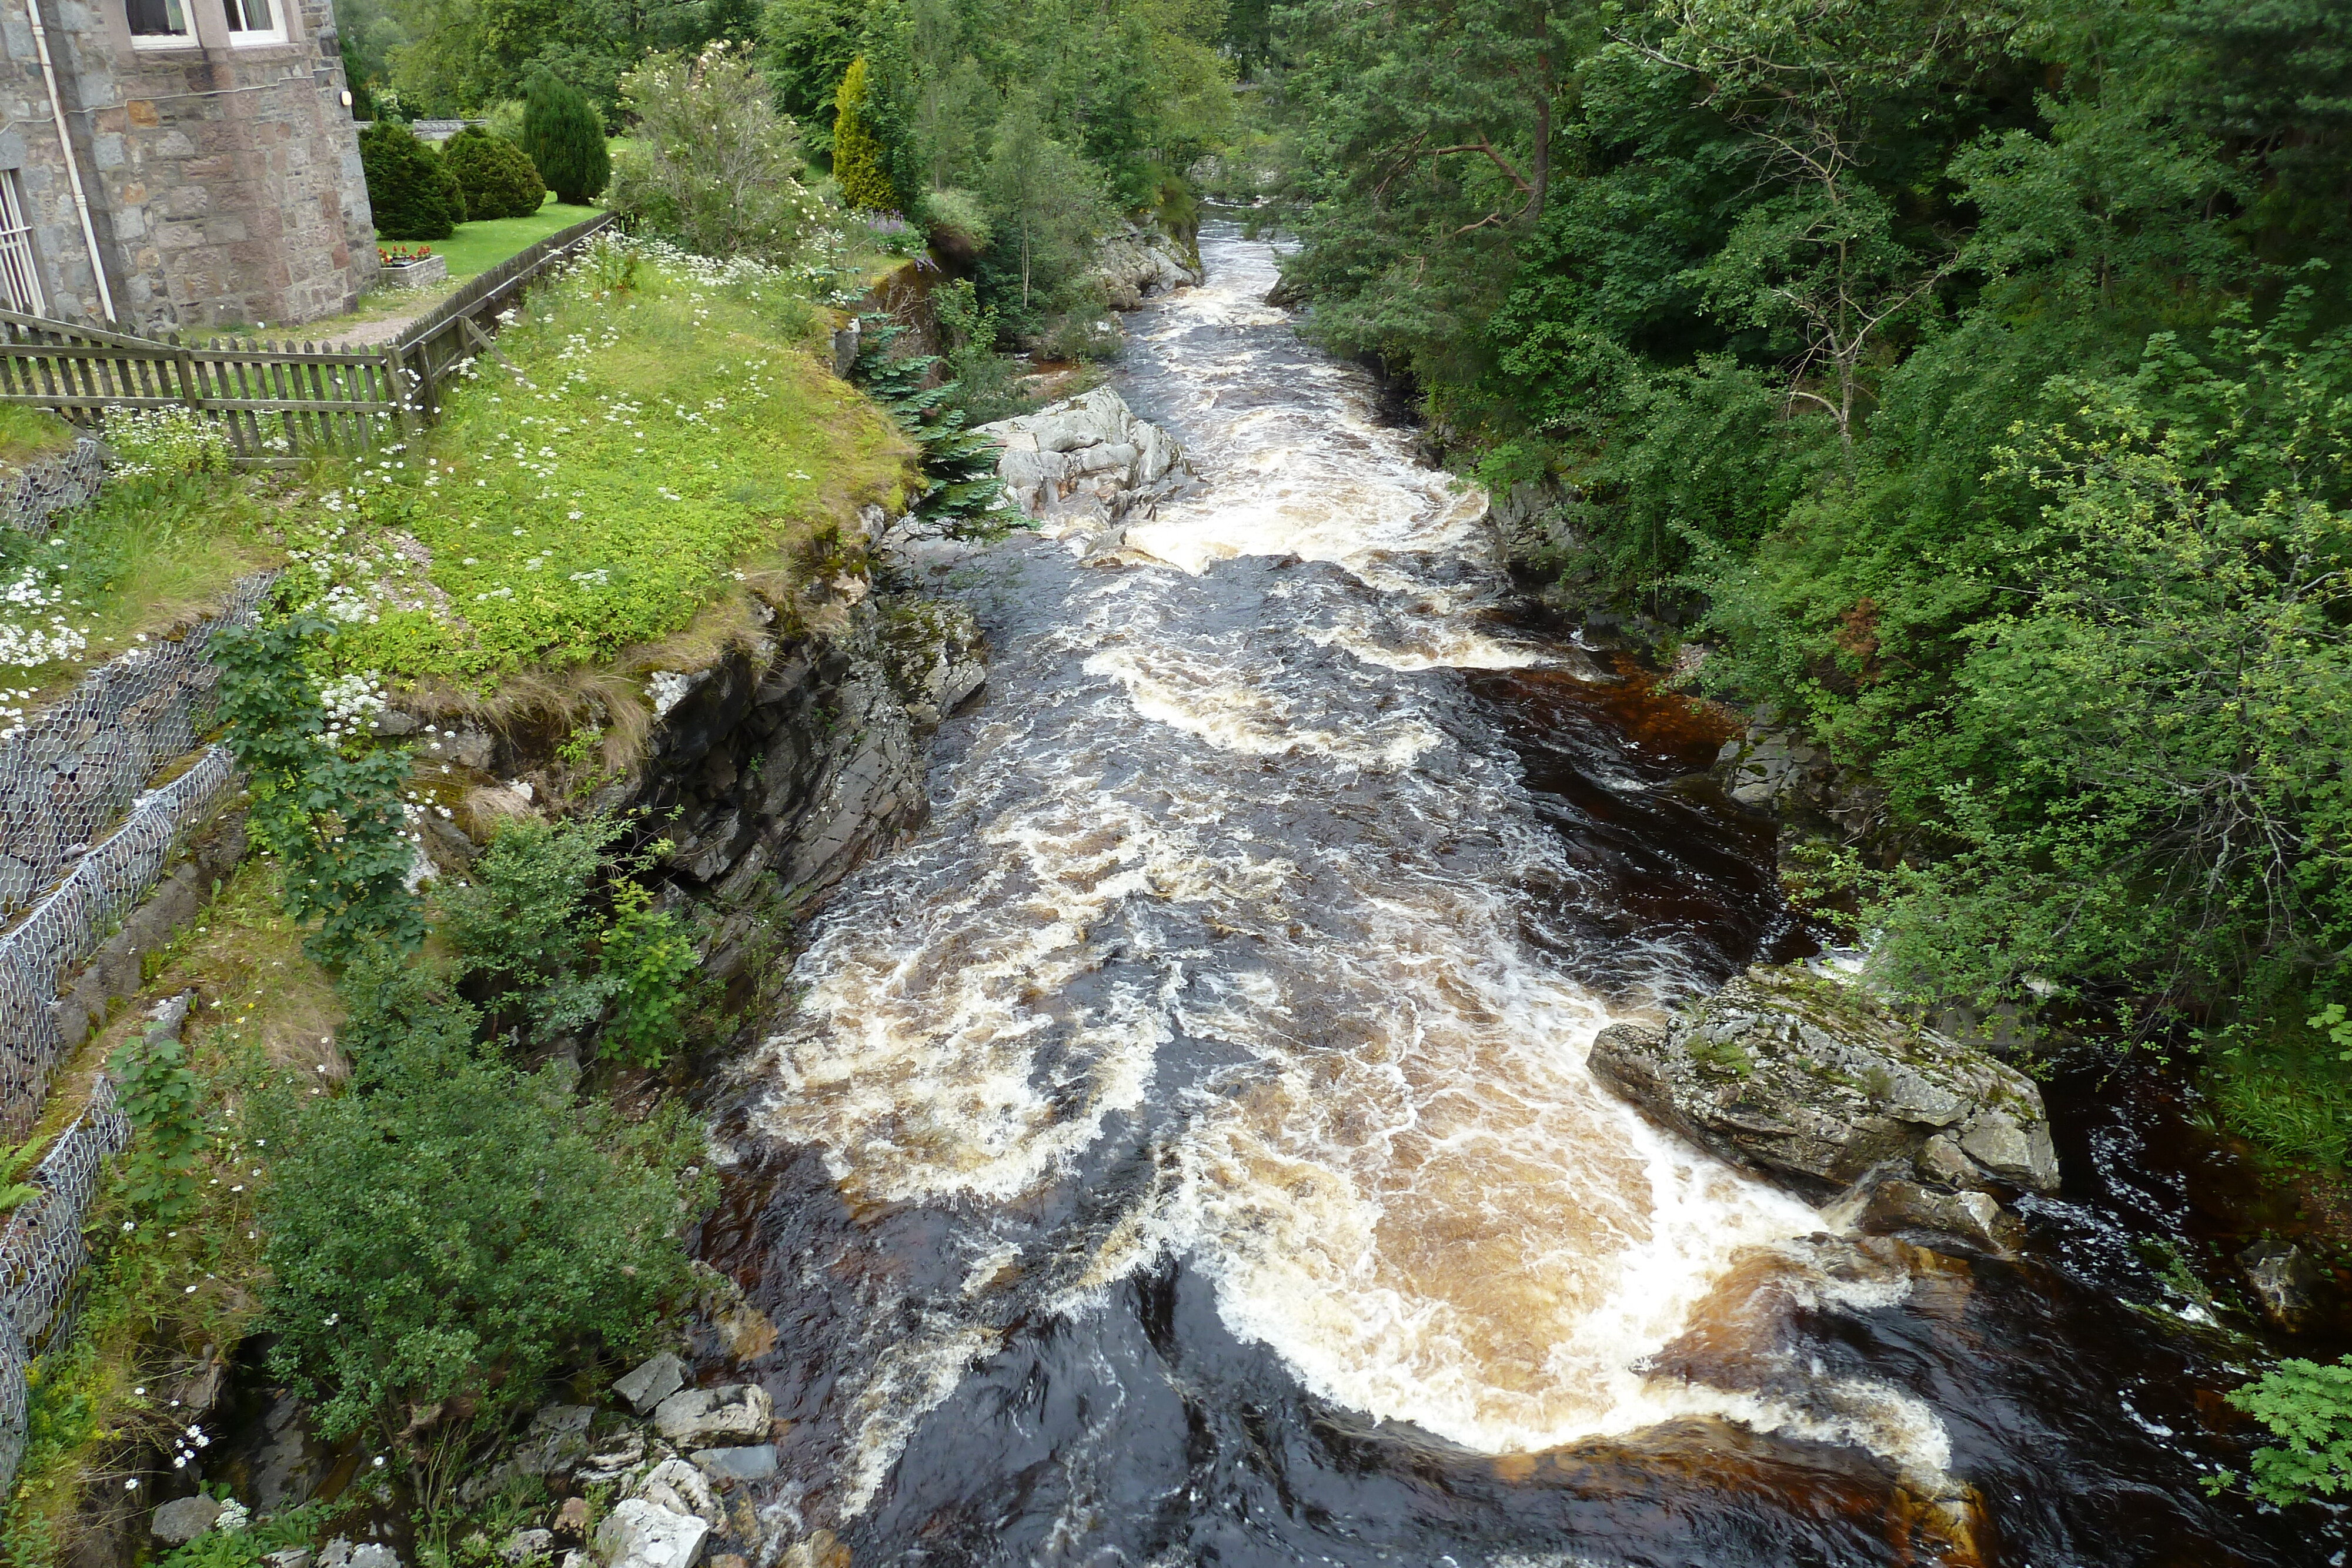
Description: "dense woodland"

(1254, 0), (2352, 1165)
(335, 0), (2352, 1162)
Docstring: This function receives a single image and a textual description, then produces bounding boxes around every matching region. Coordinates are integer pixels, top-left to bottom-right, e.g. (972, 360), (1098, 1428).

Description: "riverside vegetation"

(0, 199), (949, 1560)
(1254, 0), (2352, 1506)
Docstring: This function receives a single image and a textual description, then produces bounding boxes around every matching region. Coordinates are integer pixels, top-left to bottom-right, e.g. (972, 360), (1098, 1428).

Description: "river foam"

(746, 225), (1962, 1535)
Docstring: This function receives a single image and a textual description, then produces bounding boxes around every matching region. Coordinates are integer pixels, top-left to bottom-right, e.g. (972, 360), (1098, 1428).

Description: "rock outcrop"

(413, 593), (984, 941)
(974, 387), (1190, 532)
(1712, 708), (1886, 841)
(1094, 224), (1201, 310)
(1589, 966), (2059, 1220)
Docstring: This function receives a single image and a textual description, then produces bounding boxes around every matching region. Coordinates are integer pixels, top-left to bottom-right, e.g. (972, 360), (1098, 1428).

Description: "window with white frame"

(223, 0), (285, 44)
(126, 0), (195, 46)
(0, 172), (45, 317)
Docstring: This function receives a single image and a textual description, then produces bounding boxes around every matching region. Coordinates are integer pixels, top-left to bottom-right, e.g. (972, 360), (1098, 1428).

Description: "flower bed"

(377, 245), (447, 289)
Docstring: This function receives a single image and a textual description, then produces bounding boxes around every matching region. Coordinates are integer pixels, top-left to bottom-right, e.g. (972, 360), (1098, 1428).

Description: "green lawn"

(431, 199), (603, 280)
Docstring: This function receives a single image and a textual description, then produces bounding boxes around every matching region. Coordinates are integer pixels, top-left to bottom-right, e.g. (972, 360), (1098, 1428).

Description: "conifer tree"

(831, 55), (896, 211)
(522, 69), (612, 206)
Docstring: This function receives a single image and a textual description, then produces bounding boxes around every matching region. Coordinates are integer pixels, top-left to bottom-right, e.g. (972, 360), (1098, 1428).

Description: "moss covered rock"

(1589, 964), (2059, 1200)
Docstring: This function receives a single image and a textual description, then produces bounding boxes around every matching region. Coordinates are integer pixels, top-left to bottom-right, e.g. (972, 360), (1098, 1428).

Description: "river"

(699, 225), (2341, 1567)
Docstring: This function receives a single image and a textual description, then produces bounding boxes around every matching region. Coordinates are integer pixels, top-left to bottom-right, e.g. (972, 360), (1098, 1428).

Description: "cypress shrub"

(522, 71), (612, 206)
(360, 121), (462, 241)
(443, 125), (546, 220)
(831, 56), (896, 212)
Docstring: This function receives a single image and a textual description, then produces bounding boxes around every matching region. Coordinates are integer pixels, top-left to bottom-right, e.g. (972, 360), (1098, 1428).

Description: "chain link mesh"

(0, 439), (103, 536)
(0, 745), (237, 1138)
(0, 573), (270, 918)
(0, 1074), (132, 1496)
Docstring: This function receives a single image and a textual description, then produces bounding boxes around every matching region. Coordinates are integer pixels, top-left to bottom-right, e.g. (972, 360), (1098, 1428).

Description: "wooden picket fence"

(0, 210), (617, 465)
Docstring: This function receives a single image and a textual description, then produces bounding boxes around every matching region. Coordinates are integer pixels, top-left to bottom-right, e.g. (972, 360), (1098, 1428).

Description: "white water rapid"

(727, 226), (1963, 1558)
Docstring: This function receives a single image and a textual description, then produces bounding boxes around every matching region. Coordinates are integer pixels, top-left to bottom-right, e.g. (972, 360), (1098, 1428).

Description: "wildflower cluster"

(99, 405), (229, 476)
(0, 553), (89, 668)
(290, 246), (907, 686)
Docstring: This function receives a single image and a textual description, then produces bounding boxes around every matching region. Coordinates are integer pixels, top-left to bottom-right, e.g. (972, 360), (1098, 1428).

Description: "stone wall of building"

(0, 0), (374, 330)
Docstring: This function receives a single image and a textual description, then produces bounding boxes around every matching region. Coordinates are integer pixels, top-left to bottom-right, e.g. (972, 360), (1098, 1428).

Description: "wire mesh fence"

(0, 744), (236, 1138)
(0, 1071), (133, 1496)
(1, 437), (102, 535)
(0, 572), (270, 920)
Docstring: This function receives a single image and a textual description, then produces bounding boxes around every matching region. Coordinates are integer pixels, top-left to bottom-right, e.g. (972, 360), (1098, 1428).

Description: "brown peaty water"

(695, 225), (2341, 1568)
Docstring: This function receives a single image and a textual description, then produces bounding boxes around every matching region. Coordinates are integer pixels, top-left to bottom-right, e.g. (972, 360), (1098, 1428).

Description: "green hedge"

(360, 121), (463, 242)
(441, 126), (545, 222)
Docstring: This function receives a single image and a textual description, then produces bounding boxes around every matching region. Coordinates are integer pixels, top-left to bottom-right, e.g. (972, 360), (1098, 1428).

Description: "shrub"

(256, 964), (706, 1447)
(522, 70), (611, 206)
(99, 404), (228, 475)
(831, 56), (895, 212)
(359, 121), (462, 241)
(606, 44), (820, 263)
(440, 126), (544, 222)
(108, 1014), (207, 1221)
(439, 813), (700, 1060)
(921, 188), (991, 262)
(2213, 1355), (2352, 1505)
(211, 616), (424, 965)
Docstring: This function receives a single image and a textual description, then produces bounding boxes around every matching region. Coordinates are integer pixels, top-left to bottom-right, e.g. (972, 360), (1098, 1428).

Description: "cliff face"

(409, 591), (986, 976)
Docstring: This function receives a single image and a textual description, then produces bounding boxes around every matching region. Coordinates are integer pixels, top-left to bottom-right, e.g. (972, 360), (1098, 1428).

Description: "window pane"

(230, 0), (273, 29)
(128, 0), (189, 35)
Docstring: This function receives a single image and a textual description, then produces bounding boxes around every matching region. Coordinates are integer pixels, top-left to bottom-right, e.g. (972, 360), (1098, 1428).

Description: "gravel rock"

(152, 1497), (222, 1545)
(614, 1354), (687, 1416)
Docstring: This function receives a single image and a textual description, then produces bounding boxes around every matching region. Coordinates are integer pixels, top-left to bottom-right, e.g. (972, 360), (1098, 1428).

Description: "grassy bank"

(282, 238), (911, 691)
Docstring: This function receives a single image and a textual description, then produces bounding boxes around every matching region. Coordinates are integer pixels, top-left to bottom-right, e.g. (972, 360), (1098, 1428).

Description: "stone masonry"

(0, 0), (374, 330)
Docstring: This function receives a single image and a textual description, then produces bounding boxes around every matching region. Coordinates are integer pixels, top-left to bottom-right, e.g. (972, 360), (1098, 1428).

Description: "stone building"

(0, 0), (375, 332)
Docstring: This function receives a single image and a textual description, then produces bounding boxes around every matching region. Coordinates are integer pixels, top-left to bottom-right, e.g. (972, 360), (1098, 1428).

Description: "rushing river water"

(702, 226), (2342, 1567)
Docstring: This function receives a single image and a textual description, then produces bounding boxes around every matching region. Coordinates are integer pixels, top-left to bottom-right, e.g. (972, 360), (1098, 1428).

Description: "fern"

(848, 314), (1010, 538)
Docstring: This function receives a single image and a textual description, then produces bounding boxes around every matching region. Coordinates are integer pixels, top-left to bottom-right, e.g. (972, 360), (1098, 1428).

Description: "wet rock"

(1711, 709), (1885, 840)
(974, 388), (1190, 530)
(1861, 1178), (2022, 1255)
(592, 1498), (709, 1568)
(1588, 964), (2060, 1201)
(614, 1354), (687, 1416)
(653, 1384), (773, 1448)
(2241, 1239), (2321, 1331)
(690, 1445), (778, 1485)
(152, 1496), (222, 1544)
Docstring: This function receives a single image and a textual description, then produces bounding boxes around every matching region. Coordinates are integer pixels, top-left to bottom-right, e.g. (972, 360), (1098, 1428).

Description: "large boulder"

(652, 1383), (773, 1448)
(973, 387), (1188, 531)
(1588, 965), (2059, 1202)
(1094, 225), (1201, 310)
(592, 1500), (709, 1568)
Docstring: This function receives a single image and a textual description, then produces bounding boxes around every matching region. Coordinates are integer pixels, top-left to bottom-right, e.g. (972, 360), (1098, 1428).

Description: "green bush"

(440, 126), (544, 222)
(359, 121), (463, 242)
(522, 70), (611, 207)
(211, 616), (425, 966)
(256, 963), (706, 1446)
(2213, 1355), (2352, 1505)
(107, 1014), (206, 1221)
(831, 56), (895, 211)
(439, 813), (700, 1061)
(606, 44), (819, 263)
